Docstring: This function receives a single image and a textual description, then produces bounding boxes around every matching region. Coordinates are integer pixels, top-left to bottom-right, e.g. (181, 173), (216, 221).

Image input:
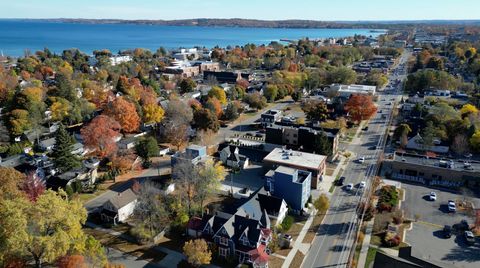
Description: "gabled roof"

(105, 189), (137, 210)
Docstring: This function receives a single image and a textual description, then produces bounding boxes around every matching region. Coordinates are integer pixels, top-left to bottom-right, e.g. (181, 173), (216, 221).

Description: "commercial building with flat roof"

(263, 148), (326, 189)
(327, 84), (376, 98)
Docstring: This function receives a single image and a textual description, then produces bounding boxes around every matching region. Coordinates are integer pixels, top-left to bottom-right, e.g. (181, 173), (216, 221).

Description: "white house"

(101, 188), (138, 225)
(219, 146), (249, 169)
(406, 133), (449, 154)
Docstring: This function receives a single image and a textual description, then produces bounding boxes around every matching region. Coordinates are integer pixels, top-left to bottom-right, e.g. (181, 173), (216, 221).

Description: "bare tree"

(451, 134), (469, 156)
(172, 161), (199, 215)
(161, 98), (193, 150)
(132, 181), (170, 240)
(196, 129), (217, 148)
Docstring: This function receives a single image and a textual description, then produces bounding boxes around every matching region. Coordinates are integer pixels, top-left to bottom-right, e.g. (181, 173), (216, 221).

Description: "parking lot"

(401, 182), (480, 268)
(406, 223), (480, 268)
(402, 183), (478, 226)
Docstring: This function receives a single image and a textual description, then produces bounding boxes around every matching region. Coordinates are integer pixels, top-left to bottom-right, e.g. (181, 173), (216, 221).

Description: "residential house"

(187, 188), (287, 267)
(263, 148), (326, 189)
(219, 145), (249, 169)
(47, 167), (98, 190)
(260, 109), (282, 127)
(0, 154), (25, 168)
(101, 188), (138, 224)
(265, 166), (311, 212)
(118, 137), (137, 150)
(171, 144), (208, 169)
(405, 133), (449, 154)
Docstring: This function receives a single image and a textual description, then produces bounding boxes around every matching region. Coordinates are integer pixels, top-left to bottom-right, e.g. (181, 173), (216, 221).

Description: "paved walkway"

(281, 207), (317, 268)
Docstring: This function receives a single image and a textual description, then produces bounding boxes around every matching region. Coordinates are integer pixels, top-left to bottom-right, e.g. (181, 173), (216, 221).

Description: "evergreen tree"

(313, 132), (333, 156)
(135, 136), (159, 164)
(51, 124), (81, 173)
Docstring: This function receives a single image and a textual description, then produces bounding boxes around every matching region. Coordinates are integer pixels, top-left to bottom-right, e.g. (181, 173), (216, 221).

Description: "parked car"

(464, 231), (475, 245)
(443, 225), (452, 238)
(357, 157), (365, 164)
(337, 176), (346, 186)
(159, 146), (171, 157)
(345, 183), (354, 191)
(429, 192), (437, 201)
(448, 200), (456, 212)
(362, 126), (369, 131)
(359, 181), (366, 189)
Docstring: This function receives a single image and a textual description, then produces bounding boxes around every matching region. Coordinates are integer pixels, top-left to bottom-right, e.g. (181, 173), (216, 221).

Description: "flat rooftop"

(264, 148), (326, 170)
(392, 153), (480, 173)
(275, 166), (310, 184)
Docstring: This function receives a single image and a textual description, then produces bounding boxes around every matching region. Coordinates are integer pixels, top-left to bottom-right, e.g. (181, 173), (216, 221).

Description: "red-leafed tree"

(21, 171), (45, 202)
(236, 79), (249, 89)
(57, 255), (87, 268)
(344, 94), (377, 123)
(104, 97), (140, 133)
(81, 115), (121, 158)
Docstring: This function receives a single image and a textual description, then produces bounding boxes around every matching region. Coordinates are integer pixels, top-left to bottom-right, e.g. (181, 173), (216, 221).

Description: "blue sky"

(2, 0), (479, 21)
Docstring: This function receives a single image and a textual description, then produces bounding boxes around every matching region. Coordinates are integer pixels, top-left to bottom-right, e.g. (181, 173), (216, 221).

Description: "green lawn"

(365, 247), (378, 268)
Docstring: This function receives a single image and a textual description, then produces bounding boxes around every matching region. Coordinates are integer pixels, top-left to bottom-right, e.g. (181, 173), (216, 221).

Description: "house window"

(219, 237), (229, 246)
(242, 236), (249, 246)
(219, 247), (229, 257)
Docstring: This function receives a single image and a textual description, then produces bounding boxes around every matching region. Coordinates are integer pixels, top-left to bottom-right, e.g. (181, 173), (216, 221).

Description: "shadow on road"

(316, 223), (348, 236)
(442, 238), (480, 262)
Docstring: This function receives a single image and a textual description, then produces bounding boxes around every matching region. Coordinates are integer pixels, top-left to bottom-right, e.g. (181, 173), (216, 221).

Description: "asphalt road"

(303, 51), (411, 268)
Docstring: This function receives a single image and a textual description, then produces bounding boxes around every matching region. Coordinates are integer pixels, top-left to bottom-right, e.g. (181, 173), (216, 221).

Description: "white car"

(357, 157), (365, 164)
(359, 181), (366, 189)
(448, 200), (456, 212)
(346, 184), (354, 191)
(429, 192), (437, 201)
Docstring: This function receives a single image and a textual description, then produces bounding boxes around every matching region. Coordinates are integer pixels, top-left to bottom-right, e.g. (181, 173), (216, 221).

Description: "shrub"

(392, 216), (403, 225)
(383, 233), (401, 247)
(130, 224), (153, 243)
(377, 203), (392, 213)
(281, 215), (294, 232)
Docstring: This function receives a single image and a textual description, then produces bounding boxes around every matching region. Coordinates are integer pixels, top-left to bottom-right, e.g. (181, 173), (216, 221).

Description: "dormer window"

(219, 236), (229, 246)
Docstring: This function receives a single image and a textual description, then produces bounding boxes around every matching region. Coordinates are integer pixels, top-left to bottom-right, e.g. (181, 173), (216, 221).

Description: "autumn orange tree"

(344, 94), (377, 123)
(104, 97), (140, 133)
(81, 115), (121, 158)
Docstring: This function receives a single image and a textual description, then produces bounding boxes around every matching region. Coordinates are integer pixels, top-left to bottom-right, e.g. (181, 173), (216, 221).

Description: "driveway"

(107, 248), (161, 268)
(406, 223), (480, 268)
(402, 183), (478, 226)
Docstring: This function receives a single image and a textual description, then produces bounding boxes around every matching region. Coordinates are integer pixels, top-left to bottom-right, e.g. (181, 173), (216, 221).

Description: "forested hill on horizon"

(6, 18), (480, 28)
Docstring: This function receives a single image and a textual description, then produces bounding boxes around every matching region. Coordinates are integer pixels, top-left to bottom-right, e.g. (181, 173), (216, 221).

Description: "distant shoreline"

(2, 18), (480, 29)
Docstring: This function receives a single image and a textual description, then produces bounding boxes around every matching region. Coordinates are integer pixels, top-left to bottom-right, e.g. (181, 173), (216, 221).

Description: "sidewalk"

(356, 219), (374, 268)
(281, 207), (317, 268)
